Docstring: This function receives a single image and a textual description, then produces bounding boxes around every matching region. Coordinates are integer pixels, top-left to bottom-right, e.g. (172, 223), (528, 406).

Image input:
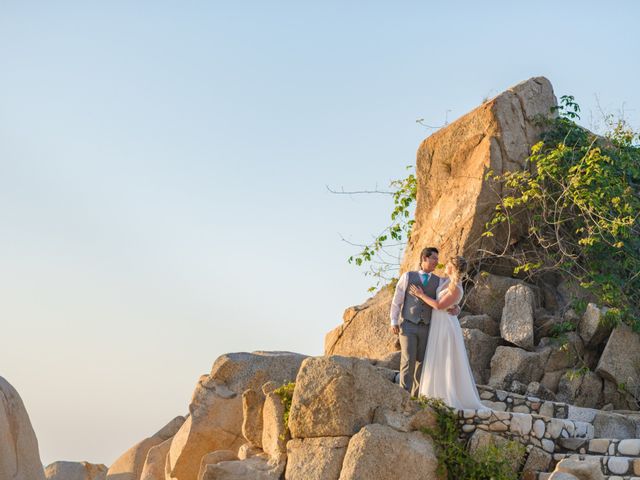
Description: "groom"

(390, 247), (459, 396)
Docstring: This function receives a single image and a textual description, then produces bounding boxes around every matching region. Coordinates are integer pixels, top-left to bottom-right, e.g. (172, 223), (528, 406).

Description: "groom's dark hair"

(420, 247), (439, 261)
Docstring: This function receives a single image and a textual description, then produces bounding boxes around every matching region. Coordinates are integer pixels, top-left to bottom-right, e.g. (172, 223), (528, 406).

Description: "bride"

(408, 256), (485, 410)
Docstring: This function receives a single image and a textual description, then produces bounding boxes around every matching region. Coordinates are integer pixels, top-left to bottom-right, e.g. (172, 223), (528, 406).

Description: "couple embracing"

(390, 247), (484, 410)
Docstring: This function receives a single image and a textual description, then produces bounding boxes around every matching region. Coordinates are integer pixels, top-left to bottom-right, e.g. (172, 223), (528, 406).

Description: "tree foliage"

(346, 165), (416, 290)
(484, 95), (640, 330)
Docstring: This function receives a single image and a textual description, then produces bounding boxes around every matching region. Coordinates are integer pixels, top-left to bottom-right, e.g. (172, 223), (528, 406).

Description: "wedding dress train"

(418, 280), (485, 410)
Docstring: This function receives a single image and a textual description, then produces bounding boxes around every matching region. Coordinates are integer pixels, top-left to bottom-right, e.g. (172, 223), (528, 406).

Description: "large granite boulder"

(139, 438), (172, 480)
(596, 324), (640, 388)
(0, 376), (46, 480)
(489, 346), (549, 388)
(465, 272), (540, 321)
(550, 457), (604, 480)
(338, 424), (438, 480)
(167, 351), (307, 480)
(285, 436), (350, 480)
(288, 356), (414, 438)
(460, 314), (500, 336)
(324, 286), (398, 360)
(501, 284), (535, 350)
(106, 416), (184, 480)
(45, 461), (107, 480)
(578, 303), (612, 347)
(200, 455), (285, 480)
(241, 389), (264, 448)
(548, 333), (584, 368)
(261, 392), (288, 462)
(556, 370), (603, 408)
(400, 77), (557, 273)
(462, 328), (502, 385)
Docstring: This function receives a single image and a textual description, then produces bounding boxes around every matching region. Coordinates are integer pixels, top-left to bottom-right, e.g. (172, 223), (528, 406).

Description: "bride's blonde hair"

(446, 256), (468, 295)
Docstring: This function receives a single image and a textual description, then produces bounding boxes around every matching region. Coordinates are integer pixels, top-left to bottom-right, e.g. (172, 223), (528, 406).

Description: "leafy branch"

(483, 95), (640, 330)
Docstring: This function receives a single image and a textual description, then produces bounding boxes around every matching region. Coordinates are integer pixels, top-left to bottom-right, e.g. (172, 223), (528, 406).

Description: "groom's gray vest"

(401, 271), (439, 324)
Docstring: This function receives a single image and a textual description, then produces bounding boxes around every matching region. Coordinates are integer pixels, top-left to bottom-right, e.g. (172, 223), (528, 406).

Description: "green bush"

(484, 95), (640, 331)
(273, 381), (295, 439)
(417, 397), (524, 480)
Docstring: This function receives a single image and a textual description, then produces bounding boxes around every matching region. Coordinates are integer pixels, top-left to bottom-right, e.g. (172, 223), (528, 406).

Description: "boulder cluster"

(3, 76), (639, 480)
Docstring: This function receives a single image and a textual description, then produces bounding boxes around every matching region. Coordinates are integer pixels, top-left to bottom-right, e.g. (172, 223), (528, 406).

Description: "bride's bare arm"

(408, 284), (462, 311)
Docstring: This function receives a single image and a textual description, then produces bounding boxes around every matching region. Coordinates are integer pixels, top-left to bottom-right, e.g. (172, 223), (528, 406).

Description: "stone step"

(477, 385), (640, 439)
(478, 384), (569, 419)
(457, 408), (594, 453)
(557, 438), (640, 457)
(538, 473), (640, 480)
(545, 453), (640, 477)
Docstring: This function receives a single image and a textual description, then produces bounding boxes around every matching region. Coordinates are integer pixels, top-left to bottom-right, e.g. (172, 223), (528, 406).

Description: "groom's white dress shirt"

(390, 270), (436, 326)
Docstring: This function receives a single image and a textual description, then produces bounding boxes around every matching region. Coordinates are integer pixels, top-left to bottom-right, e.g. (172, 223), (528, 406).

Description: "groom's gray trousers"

(399, 320), (431, 397)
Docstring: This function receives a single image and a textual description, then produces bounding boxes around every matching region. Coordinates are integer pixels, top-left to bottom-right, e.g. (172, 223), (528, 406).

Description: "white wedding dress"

(418, 279), (485, 410)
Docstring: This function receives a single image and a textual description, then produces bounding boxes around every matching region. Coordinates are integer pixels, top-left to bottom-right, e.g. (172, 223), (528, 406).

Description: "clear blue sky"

(2, 1), (638, 467)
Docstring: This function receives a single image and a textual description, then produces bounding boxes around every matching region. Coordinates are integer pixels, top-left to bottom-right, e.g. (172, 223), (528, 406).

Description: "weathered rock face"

(501, 284), (535, 350)
(285, 437), (350, 480)
(200, 455), (285, 480)
(324, 286), (398, 361)
(139, 438), (172, 480)
(489, 346), (549, 388)
(550, 457), (605, 480)
(45, 461), (107, 480)
(596, 324), (640, 388)
(466, 272), (540, 321)
(241, 389), (264, 449)
(338, 424), (438, 480)
(288, 356), (414, 438)
(167, 351), (307, 480)
(261, 393), (288, 462)
(578, 303), (612, 347)
(556, 370), (603, 409)
(460, 314), (500, 336)
(0, 376), (46, 480)
(400, 76), (557, 272)
(106, 416), (184, 480)
(462, 328), (501, 385)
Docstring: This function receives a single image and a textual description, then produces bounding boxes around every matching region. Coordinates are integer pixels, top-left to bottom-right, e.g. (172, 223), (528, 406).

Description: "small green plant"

(274, 381), (295, 440)
(550, 321), (576, 337)
(566, 366), (591, 381)
(417, 397), (524, 480)
(572, 299), (588, 316)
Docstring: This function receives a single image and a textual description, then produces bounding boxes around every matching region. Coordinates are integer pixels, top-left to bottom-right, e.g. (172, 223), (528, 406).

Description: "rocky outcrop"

(549, 457), (605, 480)
(324, 286), (398, 361)
(400, 76), (557, 272)
(595, 324), (640, 388)
(466, 272), (540, 321)
(0, 376), (46, 480)
(460, 313), (500, 336)
(106, 416), (185, 480)
(338, 424), (438, 480)
(462, 328), (501, 385)
(578, 304), (612, 347)
(167, 351), (307, 480)
(45, 461), (107, 480)
(288, 356), (414, 438)
(139, 438), (172, 480)
(489, 346), (549, 389)
(285, 437), (350, 480)
(501, 284), (536, 350)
